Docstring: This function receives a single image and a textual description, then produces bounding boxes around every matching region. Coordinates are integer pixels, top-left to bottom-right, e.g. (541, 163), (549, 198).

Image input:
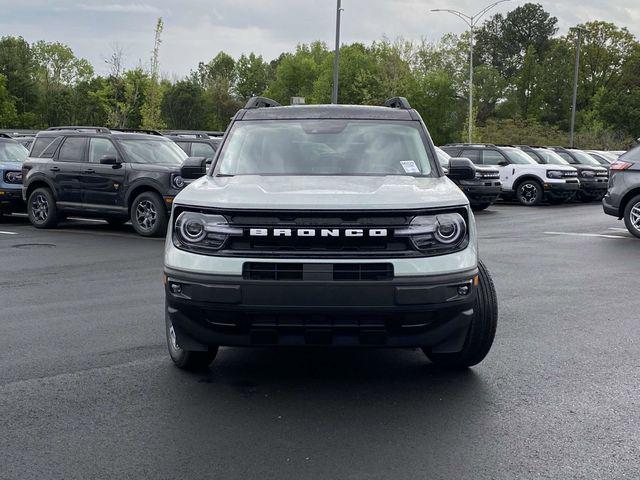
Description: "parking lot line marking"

(608, 227), (629, 232)
(0, 231), (19, 235)
(544, 231), (629, 239)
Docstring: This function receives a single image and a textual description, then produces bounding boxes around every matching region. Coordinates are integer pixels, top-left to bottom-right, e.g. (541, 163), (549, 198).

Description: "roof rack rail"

(110, 128), (162, 136)
(205, 131), (224, 137)
(383, 97), (412, 109)
(444, 143), (497, 148)
(161, 130), (210, 139)
(244, 96), (281, 109)
(46, 126), (111, 133)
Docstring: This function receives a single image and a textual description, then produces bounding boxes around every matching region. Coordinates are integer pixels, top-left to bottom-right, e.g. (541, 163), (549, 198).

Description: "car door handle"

(83, 169), (96, 174)
(50, 166), (60, 172)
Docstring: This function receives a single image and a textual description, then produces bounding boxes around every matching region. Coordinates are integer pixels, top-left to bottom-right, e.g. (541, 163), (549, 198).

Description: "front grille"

(243, 262), (394, 281)
(563, 171), (578, 178)
(173, 206), (469, 258)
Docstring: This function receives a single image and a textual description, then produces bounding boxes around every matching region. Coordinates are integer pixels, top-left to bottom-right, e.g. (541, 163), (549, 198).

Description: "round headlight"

(581, 170), (595, 178)
(172, 175), (185, 189)
(435, 215), (464, 244)
(180, 217), (206, 242)
(547, 170), (563, 179)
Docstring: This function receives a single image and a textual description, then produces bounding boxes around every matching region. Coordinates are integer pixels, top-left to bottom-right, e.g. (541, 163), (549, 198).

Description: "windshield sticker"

(400, 161), (420, 174)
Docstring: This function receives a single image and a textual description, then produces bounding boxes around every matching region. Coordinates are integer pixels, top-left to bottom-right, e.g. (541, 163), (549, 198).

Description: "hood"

(523, 163), (576, 172)
(175, 175), (469, 210)
(570, 164), (606, 172)
(129, 163), (180, 173)
(475, 164), (499, 173)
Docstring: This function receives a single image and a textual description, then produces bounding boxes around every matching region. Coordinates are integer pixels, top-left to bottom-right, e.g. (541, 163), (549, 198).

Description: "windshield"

(434, 146), (450, 168)
(502, 147), (537, 165)
(117, 138), (187, 166)
(569, 150), (601, 166)
(217, 120), (434, 176)
(0, 141), (29, 163)
(533, 148), (570, 165)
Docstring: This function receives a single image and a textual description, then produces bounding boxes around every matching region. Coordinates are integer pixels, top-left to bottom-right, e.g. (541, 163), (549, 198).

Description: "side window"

(176, 142), (190, 155)
(191, 142), (215, 158)
(32, 136), (63, 158)
(460, 149), (481, 164)
(483, 150), (508, 166)
(57, 137), (87, 162)
(557, 152), (573, 163)
(89, 138), (118, 163)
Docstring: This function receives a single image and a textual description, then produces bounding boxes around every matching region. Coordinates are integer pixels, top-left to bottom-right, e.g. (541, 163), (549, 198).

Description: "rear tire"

(130, 191), (167, 237)
(425, 260), (498, 369)
(623, 194), (640, 239)
(516, 180), (543, 206)
(27, 187), (59, 229)
(166, 315), (218, 370)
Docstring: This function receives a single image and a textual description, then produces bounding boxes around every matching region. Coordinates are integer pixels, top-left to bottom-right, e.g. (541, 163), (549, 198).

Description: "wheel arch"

(126, 182), (165, 213)
(513, 174), (543, 190)
(25, 177), (57, 201)
(620, 188), (640, 218)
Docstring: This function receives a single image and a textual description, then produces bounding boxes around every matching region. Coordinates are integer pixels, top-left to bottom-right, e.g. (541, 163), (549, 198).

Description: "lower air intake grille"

(243, 263), (394, 281)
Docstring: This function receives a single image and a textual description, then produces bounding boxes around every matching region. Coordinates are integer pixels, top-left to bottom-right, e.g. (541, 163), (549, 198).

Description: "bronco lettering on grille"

(249, 228), (388, 237)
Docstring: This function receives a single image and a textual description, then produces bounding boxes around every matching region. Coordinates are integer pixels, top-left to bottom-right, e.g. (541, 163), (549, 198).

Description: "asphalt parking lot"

(1, 203), (638, 480)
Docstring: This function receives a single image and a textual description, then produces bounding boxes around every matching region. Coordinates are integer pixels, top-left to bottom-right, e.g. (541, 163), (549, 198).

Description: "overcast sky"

(1, 0), (639, 78)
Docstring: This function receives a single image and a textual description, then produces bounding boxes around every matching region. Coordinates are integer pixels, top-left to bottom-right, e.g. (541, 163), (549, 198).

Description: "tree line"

(0, 3), (639, 148)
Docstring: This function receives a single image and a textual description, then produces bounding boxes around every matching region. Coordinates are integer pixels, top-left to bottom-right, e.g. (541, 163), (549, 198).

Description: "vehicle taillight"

(610, 161), (632, 171)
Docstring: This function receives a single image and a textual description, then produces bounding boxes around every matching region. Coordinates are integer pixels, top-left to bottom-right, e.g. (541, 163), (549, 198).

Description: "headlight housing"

(173, 211), (242, 254)
(395, 212), (469, 256)
(3, 170), (23, 184)
(171, 174), (185, 189)
(581, 170), (595, 178)
(546, 170), (564, 179)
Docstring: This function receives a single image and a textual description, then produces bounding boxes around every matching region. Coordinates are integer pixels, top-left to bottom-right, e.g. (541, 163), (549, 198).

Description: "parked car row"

(0, 128), (214, 236)
(439, 143), (611, 208)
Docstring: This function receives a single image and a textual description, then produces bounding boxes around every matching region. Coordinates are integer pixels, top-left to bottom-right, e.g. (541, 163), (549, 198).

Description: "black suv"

(603, 145), (640, 238)
(547, 147), (609, 202)
(435, 146), (501, 210)
(162, 131), (222, 160)
(22, 127), (190, 236)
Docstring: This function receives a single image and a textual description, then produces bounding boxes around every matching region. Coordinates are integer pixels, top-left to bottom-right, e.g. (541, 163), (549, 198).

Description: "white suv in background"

(441, 144), (579, 206)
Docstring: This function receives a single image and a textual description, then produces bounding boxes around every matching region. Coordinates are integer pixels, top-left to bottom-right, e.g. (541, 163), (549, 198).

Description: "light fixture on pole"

(431, 0), (511, 143)
(332, 0), (344, 104)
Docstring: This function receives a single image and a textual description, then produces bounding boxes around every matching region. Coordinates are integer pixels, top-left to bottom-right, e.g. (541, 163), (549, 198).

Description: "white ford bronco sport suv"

(164, 97), (498, 370)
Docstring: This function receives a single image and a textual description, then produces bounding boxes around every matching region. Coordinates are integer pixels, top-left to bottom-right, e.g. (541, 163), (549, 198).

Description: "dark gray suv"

(603, 145), (640, 238)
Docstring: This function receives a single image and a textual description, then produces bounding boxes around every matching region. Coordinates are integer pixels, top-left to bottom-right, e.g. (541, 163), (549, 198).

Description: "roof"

(35, 130), (171, 140)
(240, 104), (415, 121)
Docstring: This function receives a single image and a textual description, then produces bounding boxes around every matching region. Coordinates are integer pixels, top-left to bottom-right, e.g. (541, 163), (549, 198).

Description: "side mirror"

(447, 158), (476, 181)
(181, 156), (211, 179)
(99, 155), (122, 166)
(498, 160), (509, 167)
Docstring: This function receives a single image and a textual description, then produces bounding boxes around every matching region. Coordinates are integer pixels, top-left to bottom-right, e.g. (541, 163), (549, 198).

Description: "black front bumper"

(0, 188), (25, 211)
(458, 181), (502, 205)
(579, 178), (608, 194)
(544, 181), (579, 199)
(165, 267), (478, 352)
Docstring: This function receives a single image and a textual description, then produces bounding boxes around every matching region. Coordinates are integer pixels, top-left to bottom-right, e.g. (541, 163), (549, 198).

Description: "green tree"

(0, 74), (18, 128)
(235, 53), (272, 100)
(161, 79), (207, 129)
(0, 36), (39, 127)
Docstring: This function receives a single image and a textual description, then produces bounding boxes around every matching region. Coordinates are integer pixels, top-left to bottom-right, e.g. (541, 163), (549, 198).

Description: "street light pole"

(332, 0), (343, 104)
(569, 28), (585, 148)
(432, 0), (511, 143)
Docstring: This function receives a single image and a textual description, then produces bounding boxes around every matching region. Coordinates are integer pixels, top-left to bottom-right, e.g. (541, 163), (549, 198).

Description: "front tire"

(130, 191), (167, 237)
(516, 180), (543, 206)
(27, 187), (59, 229)
(166, 315), (218, 370)
(623, 194), (640, 239)
(425, 260), (498, 369)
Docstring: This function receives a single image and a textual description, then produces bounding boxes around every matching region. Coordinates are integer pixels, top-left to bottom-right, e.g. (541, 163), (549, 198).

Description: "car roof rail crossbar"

(110, 128), (163, 136)
(46, 126), (111, 133)
(383, 97), (412, 109)
(161, 130), (210, 139)
(244, 96), (281, 109)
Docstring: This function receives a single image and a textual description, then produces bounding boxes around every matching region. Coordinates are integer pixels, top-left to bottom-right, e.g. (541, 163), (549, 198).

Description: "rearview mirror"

(181, 156), (211, 179)
(447, 158), (476, 181)
(99, 155), (122, 167)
